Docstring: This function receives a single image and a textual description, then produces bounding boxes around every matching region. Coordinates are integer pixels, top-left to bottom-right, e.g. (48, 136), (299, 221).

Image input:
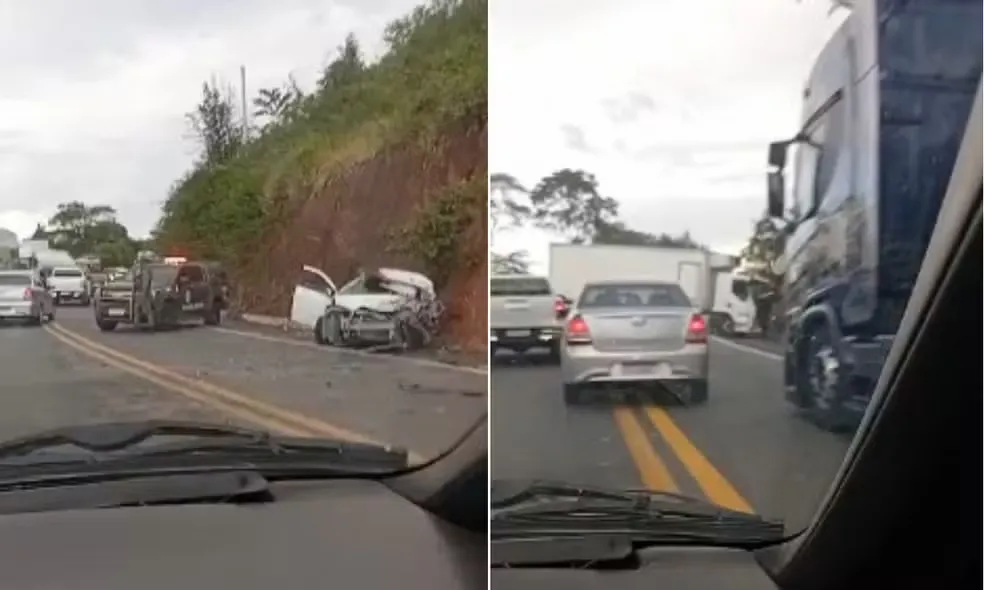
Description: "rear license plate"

(614, 363), (672, 378)
(505, 329), (531, 337)
(107, 308), (126, 317)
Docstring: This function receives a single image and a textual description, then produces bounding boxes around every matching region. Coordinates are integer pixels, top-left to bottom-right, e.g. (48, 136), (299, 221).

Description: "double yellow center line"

(44, 323), (422, 463)
(613, 404), (754, 514)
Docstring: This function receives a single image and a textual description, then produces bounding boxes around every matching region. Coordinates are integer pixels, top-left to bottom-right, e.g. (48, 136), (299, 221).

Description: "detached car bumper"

(560, 343), (709, 385)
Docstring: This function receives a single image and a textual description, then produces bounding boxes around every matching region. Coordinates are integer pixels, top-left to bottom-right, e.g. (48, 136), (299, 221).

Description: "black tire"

(547, 342), (561, 364)
(96, 319), (118, 332)
(563, 383), (581, 405)
(323, 313), (343, 346)
(686, 379), (709, 405)
(203, 302), (221, 326)
(313, 318), (327, 345)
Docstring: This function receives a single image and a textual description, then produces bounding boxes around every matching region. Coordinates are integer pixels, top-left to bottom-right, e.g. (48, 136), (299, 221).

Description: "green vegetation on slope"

(155, 0), (487, 275)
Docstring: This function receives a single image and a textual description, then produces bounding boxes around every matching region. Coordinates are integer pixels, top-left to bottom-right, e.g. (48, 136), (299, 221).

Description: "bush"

(154, 0), (487, 265)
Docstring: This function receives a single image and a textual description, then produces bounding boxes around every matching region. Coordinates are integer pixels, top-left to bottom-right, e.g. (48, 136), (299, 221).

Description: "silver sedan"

(0, 270), (56, 325)
(559, 280), (709, 405)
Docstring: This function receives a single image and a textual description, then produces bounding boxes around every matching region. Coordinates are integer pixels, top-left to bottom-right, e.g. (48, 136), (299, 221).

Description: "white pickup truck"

(489, 275), (563, 361)
(47, 266), (90, 306)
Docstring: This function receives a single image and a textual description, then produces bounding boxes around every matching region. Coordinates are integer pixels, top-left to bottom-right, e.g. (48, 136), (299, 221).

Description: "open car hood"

(374, 268), (435, 297)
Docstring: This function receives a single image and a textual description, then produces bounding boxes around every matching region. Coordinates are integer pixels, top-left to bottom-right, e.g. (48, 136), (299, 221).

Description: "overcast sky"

(0, 0), (418, 240)
(490, 0), (847, 273)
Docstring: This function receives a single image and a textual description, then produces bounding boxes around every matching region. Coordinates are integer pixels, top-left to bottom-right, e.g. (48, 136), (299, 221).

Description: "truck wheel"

(547, 342), (561, 364)
(799, 324), (851, 432)
(96, 320), (118, 332)
(203, 303), (221, 326)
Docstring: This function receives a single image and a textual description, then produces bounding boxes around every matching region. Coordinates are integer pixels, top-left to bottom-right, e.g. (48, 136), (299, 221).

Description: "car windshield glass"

(487, 0), (962, 553)
(0, 0), (488, 507)
(0, 275), (31, 287)
(578, 282), (691, 307)
(490, 277), (552, 296)
(145, 265), (179, 287)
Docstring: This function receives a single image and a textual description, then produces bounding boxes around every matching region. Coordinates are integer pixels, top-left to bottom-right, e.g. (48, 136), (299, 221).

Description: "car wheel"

(686, 379), (709, 405)
(563, 383), (581, 405)
(323, 313), (343, 346)
(313, 318), (327, 345)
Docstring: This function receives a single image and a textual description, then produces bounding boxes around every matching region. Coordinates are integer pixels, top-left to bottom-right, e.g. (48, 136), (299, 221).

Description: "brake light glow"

(685, 314), (708, 343)
(565, 315), (592, 344)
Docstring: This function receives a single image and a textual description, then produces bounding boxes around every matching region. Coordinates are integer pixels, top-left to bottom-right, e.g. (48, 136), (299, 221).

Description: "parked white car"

(290, 265), (439, 348)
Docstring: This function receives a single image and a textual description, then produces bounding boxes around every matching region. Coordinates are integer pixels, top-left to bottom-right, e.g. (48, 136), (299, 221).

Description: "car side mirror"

(767, 171), (785, 218)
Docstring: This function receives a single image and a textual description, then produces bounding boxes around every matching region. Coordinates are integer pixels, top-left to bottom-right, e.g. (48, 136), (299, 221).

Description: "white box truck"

(548, 244), (759, 335)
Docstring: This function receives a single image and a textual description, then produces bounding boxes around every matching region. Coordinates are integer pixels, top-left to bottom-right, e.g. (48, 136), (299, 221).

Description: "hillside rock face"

(234, 116), (488, 355)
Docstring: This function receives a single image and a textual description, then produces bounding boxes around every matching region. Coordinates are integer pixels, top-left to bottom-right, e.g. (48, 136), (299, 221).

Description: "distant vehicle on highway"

(47, 266), (90, 306)
(489, 274), (563, 361)
(94, 260), (223, 332)
(0, 269), (55, 325)
(559, 280), (709, 406)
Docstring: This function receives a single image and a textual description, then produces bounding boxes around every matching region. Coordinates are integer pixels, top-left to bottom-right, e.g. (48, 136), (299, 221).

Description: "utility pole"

(240, 65), (248, 141)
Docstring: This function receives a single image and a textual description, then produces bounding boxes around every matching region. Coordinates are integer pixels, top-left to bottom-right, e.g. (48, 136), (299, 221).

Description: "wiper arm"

(0, 420), (408, 470)
(491, 480), (785, 552)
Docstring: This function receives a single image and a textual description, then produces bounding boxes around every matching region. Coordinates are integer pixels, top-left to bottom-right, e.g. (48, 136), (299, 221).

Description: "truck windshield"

(579, 282), (692, 308)
(490, 277), (552, 296)
(731, 279), (750, 300)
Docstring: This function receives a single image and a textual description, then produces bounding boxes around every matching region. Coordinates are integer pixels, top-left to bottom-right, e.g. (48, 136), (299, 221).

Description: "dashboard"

(492, 547), (778, 590)
(0, 478), (486, 590)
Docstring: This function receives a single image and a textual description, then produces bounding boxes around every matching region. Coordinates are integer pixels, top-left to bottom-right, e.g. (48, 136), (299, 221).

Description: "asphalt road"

(0, 306), (487, 461)
(490, 336), (854, 531)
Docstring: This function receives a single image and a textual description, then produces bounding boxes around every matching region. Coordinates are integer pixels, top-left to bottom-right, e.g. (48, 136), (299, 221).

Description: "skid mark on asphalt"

(612, 404), (755, 514)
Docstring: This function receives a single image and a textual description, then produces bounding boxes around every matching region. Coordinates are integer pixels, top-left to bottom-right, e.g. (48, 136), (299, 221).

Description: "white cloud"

(0, 0), (419, 240)
(490, 0), (847, 266)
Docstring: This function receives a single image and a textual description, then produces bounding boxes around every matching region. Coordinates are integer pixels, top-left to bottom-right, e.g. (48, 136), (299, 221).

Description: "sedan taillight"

(685, 314), (708, 343)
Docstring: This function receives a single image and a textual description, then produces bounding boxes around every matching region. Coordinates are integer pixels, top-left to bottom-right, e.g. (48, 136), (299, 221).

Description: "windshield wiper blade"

(491, 479), (785, 547)
(0, 420), (408, 470)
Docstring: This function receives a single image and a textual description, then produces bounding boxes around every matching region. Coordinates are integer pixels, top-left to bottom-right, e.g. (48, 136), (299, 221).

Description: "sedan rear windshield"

(490, 277), (552, 297)
(0, 274), (31, 287)
(579, 283), (692, 308)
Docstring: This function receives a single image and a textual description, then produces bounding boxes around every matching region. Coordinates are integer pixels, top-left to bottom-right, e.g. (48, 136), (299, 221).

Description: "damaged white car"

(289, 265), (445, 350)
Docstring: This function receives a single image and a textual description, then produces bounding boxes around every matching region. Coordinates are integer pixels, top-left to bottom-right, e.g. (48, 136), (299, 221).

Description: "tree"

(252, 75), (304, 123)
(45, 201), (137, 264)
(29, 223), (47, 240)
(489, 172), (531, 239)
(317, 34), (365, 91)
(491, 250), (530, 275)
(187, 79), (243, 164)
(526, 168), (619, 243)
